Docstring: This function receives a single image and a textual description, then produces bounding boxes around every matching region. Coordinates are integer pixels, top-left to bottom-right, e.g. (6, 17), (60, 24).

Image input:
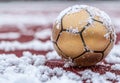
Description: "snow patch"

(35, 29), (51, 40)
(66, 27), (79, 34)
(46, 51), (61, 60)
(80, 70), (117, 83)
(0, 14), (54, 26)
(111, 64), (120, 70)
(0, 32), (20, 39)
(0, 40), (53, 51)
(104, 72), (116, 80)
(105, 44), (120, 64)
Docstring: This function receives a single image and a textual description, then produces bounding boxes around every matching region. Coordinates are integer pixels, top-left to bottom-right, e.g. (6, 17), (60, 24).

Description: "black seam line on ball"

(55, 42), (69, 58)
(85, 9), (104, 25)
(73, 51), (87, 60)
(90, 51), (104, 62)
(56, 18), (63, 42)
(56, 17), (64, 42)
(80, 23), (91, 33)
(94, 51), (104, 61)
(85, 9), (92, 17)
(79, 23), (91, 51)
(56, 31), (62, 42)
(52, 41), (56, 44)
(56, 20), (64, 42)
(94, 51), (104, 53)
(62, 29), (67, 31)
(80, 33), (86, 49)
(94, 51), (104, 62)
(56, 9), (72, 42)
(61, 8), (73, 31)
(62, 29), (80, 34)
(92, 18), (103, 24)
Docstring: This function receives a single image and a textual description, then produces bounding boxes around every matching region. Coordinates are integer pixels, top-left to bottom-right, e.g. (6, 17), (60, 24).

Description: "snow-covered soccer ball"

(52, 5), (116, 66)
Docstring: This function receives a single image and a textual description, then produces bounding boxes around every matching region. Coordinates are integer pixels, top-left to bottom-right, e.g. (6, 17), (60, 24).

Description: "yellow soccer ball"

(52, 5), (116, 66)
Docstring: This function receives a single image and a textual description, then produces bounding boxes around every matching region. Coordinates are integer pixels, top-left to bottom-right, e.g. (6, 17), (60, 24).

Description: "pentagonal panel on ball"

(82, 21), (110, 51)
(62, 9), (90, 32)
(52, 22), (62, 42)
(57, 31), (85, 58)
(74, 52), (102, 66)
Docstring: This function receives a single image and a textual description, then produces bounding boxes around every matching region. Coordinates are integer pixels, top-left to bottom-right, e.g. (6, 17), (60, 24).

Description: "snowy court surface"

(0, 1), (120, 83)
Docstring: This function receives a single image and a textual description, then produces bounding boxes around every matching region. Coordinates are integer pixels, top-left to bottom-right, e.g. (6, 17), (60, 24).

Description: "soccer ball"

(52, 5), (116, 66)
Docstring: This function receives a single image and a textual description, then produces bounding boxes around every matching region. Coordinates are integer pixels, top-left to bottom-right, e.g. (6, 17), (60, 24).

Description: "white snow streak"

(0, 40), (53, 51)
(0, 32), (20, 39)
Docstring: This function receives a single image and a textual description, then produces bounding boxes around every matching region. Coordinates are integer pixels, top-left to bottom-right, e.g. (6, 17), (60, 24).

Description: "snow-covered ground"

(0, 44), (120, 83)
(0, 1), (119, 83)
